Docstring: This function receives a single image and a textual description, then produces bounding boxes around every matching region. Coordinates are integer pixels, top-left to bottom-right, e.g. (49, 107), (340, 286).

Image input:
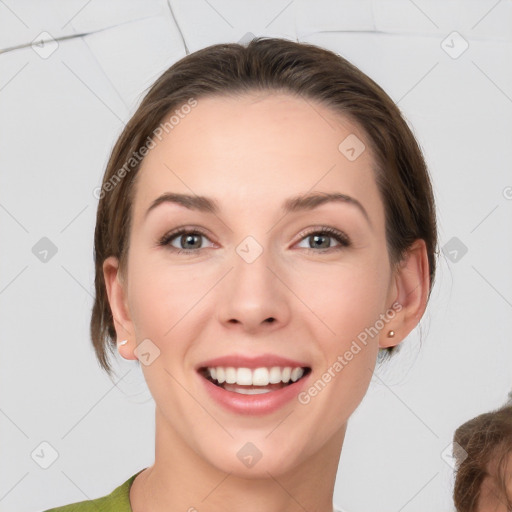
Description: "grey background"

(1, 1), (511, 511)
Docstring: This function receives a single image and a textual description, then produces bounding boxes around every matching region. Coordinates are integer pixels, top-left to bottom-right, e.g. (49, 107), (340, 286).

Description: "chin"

(199, 436), (311, 478)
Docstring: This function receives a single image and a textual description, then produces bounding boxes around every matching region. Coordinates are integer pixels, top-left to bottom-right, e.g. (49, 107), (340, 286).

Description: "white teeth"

(269, 367), (282, 384)
(290, 367), (303, 382)
(224, 385), (272, 395)
(236, 368), (253, 385)
(225, 367), (237, 384)
(206, 366), (306, 386)
(216, 367), (225, 384)
(252, 368), (269, 386)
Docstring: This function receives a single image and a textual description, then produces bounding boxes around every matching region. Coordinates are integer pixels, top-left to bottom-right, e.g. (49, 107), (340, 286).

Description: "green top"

(43, 468), (147, 511)
(43, 468), (345, 511)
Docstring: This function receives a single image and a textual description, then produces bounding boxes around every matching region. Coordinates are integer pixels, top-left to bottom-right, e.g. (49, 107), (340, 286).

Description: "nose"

(215, 243), (291, 334)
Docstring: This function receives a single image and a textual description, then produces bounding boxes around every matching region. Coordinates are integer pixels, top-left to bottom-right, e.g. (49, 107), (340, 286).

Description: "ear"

(103, 256), (138, 360)
(380, 239), (430, 349)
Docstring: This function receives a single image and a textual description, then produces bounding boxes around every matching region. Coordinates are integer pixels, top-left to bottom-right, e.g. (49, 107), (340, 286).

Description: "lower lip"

(198, 371), (310, 415)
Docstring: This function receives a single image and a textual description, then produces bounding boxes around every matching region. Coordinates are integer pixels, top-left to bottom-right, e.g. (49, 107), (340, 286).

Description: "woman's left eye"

(295, 227), (351, 252)
(158, 226), (351, 254)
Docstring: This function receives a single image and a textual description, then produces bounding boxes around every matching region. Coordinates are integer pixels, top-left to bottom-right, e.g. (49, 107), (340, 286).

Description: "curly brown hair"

(90, 36), (438, 378)
(453, 404), (512, 511)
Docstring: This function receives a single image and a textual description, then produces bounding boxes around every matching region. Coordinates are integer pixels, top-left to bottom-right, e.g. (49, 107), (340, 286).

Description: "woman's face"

(106, 92), (412, 477)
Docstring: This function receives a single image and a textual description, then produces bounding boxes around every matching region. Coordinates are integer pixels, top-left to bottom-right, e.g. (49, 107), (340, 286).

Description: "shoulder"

(42, 469), (146, 512)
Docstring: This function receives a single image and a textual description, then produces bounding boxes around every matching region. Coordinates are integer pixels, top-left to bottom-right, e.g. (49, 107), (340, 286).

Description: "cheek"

(293, 258), (388, 339)
(127, 249), (208, 339)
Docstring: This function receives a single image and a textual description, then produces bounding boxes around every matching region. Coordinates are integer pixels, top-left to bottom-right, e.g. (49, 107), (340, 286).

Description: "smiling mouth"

(198, 366), (312, 394)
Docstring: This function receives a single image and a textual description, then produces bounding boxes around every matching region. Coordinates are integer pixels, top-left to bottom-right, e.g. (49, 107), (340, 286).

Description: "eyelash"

(157, 226), (351, 255)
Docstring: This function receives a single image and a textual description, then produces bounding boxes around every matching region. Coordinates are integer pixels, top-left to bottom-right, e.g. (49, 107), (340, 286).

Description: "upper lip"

(196, 353), (310, 370)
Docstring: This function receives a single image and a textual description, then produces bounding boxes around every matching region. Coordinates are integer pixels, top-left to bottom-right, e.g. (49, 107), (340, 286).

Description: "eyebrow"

(144, 191), (372, 227)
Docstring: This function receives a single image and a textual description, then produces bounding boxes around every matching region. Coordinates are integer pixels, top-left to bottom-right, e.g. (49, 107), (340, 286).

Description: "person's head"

(453, 405), (512, 512)
(91, 37), (438, 476)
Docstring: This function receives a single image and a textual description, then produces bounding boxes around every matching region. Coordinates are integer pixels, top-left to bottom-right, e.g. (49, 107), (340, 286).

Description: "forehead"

(132, 93), (383, 227)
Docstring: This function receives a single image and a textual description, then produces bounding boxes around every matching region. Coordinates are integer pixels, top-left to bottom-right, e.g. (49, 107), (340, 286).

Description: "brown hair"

(90, 36), (438, 377)
(453, 404), (512, 511)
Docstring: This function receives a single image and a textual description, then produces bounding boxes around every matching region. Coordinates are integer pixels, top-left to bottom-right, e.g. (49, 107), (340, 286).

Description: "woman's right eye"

(158, 228), (214, 254)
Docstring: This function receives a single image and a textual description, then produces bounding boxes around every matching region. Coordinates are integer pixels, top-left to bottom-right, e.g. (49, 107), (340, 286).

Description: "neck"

(130, 407), (346, 512)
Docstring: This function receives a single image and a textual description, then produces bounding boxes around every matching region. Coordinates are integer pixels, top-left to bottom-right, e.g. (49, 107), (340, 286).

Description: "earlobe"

(102, 256), (138, 360)
(379, 239), (430, 349)
(116, 338), (138, 361)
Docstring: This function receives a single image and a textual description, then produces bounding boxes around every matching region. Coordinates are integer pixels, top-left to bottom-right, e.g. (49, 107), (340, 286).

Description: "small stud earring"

(387, 330), (395, 338)
(118, 339), (128, 346)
